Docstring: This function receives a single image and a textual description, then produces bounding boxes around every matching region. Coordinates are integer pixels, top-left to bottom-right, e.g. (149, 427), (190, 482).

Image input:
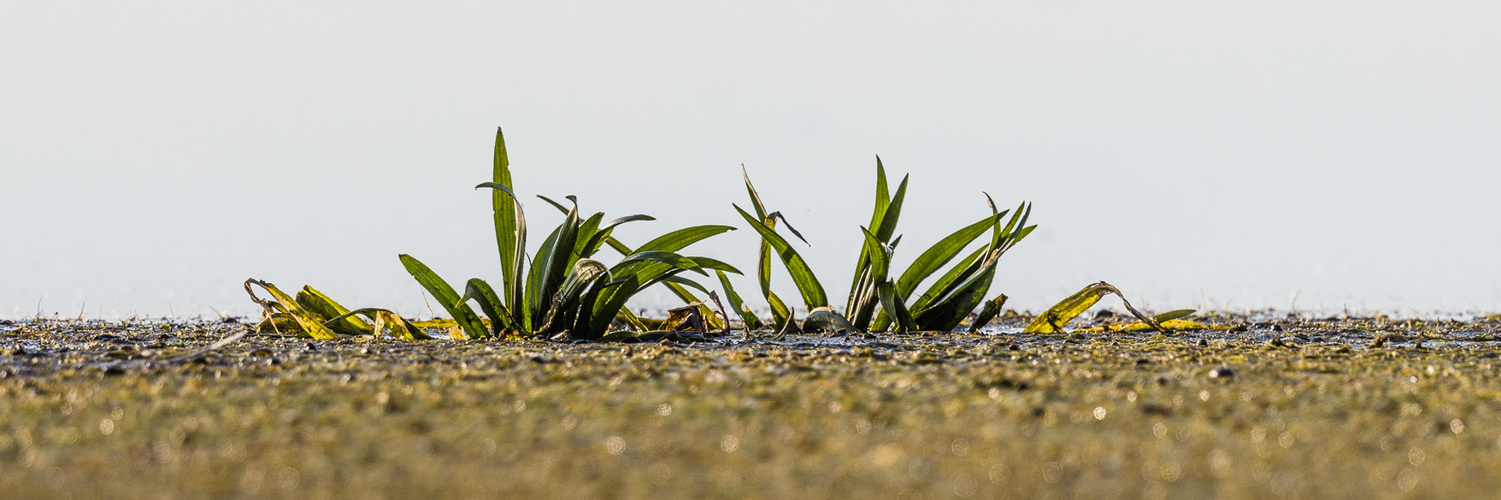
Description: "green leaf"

(892, 213), (1000, 301)
(527, 201), (582, 327)
(851, 158), (892, 294)
(742, 166), (770, 221)
(538, 258), (610, 335)
(482, 126), (519, 317)
(734, 204), (829, 309)
(877, 280), (917, 334)
(716, 270), (764, 330)
(906, 246), (986, 313)
(569, 212), (606, 264)
(476, 180), (528, 329)
(848, 227), (893, 331)
(635, 225), (737, 253)
(580, 214), (655, 258)
(399, 254), (489, 340)
(614, 251), (709, 277)
(659, 274), (712, 296)
(766, 290), (794, 331)
(912, 249), (1002, 332)
(687, 256), (742, 276)
(460, 278), (510, 335)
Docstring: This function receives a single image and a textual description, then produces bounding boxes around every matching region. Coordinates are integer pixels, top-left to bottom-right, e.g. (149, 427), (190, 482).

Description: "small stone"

(1210, 366), (1235, 379)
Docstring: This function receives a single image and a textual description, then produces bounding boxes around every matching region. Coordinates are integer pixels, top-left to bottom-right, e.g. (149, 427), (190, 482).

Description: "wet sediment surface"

(3, 314), (1501, 498)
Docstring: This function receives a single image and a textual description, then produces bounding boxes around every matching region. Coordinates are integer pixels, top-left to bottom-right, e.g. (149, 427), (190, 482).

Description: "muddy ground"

(3, 313), (1501, 498)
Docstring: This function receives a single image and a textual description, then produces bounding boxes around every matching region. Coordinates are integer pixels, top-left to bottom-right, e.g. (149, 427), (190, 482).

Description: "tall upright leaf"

(489, 128), (520, 313)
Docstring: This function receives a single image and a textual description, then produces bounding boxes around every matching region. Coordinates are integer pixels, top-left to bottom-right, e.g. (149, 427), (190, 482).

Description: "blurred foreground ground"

(2, 314), (1501, 498)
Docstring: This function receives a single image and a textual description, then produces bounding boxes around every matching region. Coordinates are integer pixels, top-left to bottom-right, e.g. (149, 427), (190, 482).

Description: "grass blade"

(580, 214), (655, 258)
(245, 279), (340, 339)
(1154, 309), (1196, 323)
(849, 227), (893, 331)
(399, 254), (489, 340)
(295, 286), (373, 336)
(716, 270), (764, 330)
(476, 181), (529, 329)
(635, 225), (737, 253)
(1023, 281), (1168, 334)
(324, 308), (433, 340)
(734, 204), (829, 309)
(892, 213), (1000, 301)
(912, 249), (1002, 332)
(484, 127), (519, 317)
(538, 258), (609, 335)
(460, 278), (510, 335)
(877, 280), (917, 333)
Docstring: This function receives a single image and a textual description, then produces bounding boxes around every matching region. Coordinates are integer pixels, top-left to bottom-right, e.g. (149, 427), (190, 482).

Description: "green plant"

(534, 196), (730, 332)
(730, 168), (828, 333)
(731, 159), (1035, 333)
(398, 128), (741, 340)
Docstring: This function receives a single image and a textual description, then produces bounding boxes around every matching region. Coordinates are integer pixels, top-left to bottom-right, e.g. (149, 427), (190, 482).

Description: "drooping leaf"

(615, 251), (710, 276)
(323, 308), (433, 340)
(1023, 281), (1168, 334)
(734, 204), (829, 309)
(460, 278), (510, 335)
(245, 279), (340, 340)
(296, 285), (373, 336)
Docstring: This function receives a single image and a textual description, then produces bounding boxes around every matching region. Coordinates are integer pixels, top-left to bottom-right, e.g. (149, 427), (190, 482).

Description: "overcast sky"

(3, 1), (1499, 320)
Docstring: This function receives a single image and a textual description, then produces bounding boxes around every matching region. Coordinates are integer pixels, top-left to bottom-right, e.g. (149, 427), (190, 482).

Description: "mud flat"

(2, 314), (1501, 498)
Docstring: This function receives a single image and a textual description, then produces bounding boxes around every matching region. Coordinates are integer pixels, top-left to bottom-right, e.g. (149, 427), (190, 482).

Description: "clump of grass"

(249, 129), (739, 340)
(405, 128), (740, 340)
(729, 159), (1035, 333)
(245, 127), (1200, 339)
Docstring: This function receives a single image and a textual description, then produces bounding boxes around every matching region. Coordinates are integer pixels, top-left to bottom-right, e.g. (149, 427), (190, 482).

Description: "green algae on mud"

(4, 315), (1501, 498)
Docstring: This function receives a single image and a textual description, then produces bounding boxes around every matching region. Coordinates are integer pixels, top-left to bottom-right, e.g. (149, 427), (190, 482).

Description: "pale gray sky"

(3, 1), (1499, 319)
